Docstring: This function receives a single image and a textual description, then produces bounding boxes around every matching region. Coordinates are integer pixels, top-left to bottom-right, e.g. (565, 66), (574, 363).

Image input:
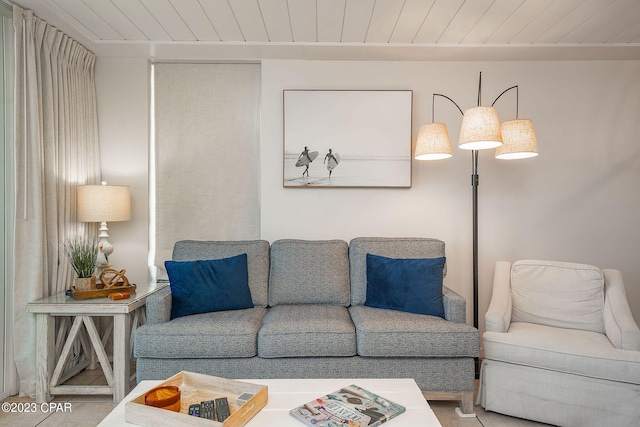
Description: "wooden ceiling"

(11, 0), (640, 60)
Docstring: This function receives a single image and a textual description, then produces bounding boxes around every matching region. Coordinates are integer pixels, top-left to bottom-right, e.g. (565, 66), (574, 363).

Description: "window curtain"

(1, 1), (15, 398)
(153, 63), (261, 269)
(12, 5), (101, 397)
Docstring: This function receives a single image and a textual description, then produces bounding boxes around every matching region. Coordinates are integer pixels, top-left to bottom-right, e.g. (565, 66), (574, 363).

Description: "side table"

(26, 282), (168, 403)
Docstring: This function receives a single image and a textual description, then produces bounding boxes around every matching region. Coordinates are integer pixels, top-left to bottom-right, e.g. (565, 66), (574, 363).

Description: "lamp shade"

(495, 119), (539, 159)
(459, 106), (503, 150)
(77, 185), (131, 222)
(414, 123), (452, 160)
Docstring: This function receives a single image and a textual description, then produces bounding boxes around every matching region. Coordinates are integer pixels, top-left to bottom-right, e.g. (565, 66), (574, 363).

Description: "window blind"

(153, 63), (261, 269)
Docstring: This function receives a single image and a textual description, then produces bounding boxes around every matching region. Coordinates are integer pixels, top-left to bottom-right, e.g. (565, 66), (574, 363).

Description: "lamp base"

(96, 237), (113, 284)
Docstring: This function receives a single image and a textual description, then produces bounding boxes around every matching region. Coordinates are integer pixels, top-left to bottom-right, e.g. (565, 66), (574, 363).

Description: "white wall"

(95, 58), (640, 330)
(95, 58), (150, 285)
(260, 60), (640, 328)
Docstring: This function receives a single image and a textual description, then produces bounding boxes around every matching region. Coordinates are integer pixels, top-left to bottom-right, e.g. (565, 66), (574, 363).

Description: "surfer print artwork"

(283, 90), (412, 188)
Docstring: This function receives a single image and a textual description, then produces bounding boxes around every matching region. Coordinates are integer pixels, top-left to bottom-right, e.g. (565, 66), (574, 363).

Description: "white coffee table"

(97, 378), (442, 426)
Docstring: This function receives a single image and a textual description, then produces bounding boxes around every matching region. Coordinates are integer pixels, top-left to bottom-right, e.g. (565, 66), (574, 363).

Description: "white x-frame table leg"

(29, 283), (167, 404)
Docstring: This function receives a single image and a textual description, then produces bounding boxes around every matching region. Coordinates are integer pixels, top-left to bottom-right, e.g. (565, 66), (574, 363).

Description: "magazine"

(289, 384), (406, 427)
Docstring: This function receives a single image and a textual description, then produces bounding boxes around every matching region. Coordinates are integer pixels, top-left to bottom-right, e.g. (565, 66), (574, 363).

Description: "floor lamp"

(414, 72), (539, 333)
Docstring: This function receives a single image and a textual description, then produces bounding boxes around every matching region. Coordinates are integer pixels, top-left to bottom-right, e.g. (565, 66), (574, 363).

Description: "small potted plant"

(62, 236), (98, 291)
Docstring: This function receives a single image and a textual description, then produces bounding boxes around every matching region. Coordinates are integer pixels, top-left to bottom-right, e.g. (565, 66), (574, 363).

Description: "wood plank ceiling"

(12, 0), (640, 60)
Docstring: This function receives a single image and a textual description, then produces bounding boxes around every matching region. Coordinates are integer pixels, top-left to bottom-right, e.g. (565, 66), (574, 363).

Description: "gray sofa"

(134, 237), (479, 413)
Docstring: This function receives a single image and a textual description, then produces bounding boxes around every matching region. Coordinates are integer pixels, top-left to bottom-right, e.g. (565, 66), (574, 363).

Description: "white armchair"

(478, 260), (640, 427)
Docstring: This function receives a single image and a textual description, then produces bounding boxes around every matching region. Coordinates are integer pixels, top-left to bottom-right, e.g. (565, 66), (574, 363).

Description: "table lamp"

(77, 182), (131, 271)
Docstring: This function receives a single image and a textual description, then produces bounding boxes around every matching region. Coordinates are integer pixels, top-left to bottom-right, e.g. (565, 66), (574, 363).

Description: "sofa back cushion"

(511, 260), (605, 333)
(349, 237), (446, 306)
(269, 239), (350, 306)
(172, 240), (270, 307)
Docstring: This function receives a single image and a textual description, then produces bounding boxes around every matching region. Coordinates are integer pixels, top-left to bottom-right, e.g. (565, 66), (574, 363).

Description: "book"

(289, 384), (406, 427)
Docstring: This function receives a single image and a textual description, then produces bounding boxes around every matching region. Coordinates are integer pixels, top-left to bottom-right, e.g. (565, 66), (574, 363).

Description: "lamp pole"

(430, 93), (481, 330)
(472, 150), (479, 330)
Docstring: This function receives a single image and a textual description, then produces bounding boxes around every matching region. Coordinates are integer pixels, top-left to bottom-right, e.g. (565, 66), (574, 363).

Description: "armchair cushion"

(511, 260), (605, 334)
(483, 322), (640, 385)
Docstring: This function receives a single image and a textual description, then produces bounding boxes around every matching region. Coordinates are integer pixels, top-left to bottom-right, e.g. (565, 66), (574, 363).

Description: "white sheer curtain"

(12, 5), (101, 397)
(153, 63), (261, 269)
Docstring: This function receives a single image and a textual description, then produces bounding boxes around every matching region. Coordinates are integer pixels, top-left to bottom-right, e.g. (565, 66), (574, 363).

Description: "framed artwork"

(283, 90), (413, 188)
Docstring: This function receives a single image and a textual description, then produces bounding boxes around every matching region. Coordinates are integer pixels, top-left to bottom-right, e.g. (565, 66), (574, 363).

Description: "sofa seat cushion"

(258, 305), (356, 358)
(483, 322), (640, 384)
(135, 307), (267, 358)
(349, 305), (479, 357)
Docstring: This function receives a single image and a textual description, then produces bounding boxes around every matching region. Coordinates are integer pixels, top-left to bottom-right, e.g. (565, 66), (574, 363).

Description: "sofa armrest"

(603, 269), (640, 351)
(485, 261), (512, 333)
(442, 286), (466, 323)
(146, 285), (172, 325)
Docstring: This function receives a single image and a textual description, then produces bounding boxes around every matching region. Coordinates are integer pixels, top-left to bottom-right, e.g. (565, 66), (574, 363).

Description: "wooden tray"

(125, 372), (268, 427)
(69, 282), (137, 300)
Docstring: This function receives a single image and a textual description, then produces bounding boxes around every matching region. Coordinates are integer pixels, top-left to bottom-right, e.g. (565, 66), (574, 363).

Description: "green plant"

(61, 236), (98, 278)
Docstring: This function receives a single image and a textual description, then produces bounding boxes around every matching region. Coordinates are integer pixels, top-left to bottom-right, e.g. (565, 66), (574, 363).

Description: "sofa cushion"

(172, 240), (270, 307)
(269, 239), (350, 306)
(365, 254), (445, 317)
(349, 305), (479, 357)
(258, 305), (356, 358)
(166, 254), (253, 320)
(134, 307), (267, 358)
(483, 322), (640, 385)
(349, 237), (446, 306)
(511, 260), (605, 333)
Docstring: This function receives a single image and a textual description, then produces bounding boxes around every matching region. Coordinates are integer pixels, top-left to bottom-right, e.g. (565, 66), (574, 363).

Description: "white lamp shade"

(77, 185), (131, 222)
(414, 123), (453, 160)
(496, 119), (539, 159)
(459, 106), (503, 150)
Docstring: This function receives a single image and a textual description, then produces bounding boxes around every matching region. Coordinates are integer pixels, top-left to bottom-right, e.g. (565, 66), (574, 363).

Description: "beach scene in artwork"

(283, 90), (412, 188)
(284, 151), (410, 187)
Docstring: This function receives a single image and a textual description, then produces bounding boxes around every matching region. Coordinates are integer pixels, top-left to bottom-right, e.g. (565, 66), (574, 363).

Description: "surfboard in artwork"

(326, 153), (340, 171)
(295, 151), (319, 167)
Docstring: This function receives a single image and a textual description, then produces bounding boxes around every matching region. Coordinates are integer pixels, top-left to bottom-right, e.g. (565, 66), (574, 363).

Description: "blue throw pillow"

(365, 253), (445, 318)
(165, 254), (254, 320)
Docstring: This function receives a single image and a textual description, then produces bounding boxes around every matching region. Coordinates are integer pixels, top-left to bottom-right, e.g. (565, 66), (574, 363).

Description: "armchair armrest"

(485, 261), (512, 333)
(443, 286), (466, 323)
(146, 285), (172, 324)
(603, 269), (640, 351)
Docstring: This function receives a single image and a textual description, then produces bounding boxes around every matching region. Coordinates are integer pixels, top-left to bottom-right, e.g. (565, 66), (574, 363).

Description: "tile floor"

(0, 368), (552, 427)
